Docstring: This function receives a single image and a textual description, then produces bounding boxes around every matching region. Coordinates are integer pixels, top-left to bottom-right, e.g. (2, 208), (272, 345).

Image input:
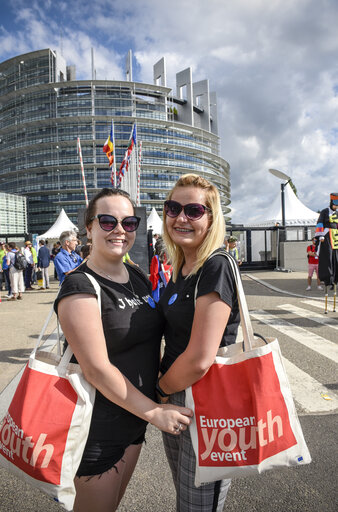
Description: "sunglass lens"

(99, 215), (117, 231)
(165, 201), (182, 218)
(122, 217), (140, 232)
(185, 204), (205, 220)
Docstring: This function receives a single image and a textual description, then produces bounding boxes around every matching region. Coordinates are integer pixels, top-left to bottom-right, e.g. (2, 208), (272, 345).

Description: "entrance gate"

(227, 226), (277, 270)
(228, 225), (313, 270)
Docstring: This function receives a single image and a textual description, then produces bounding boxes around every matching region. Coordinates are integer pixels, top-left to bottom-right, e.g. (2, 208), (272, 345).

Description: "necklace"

(89, 262), (137, 296)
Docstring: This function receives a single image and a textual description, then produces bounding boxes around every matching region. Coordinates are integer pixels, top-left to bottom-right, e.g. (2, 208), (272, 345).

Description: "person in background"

(2, 244), (12, 298)
(226, 235), (242, 265)
(37, 239), (51, 290)
(149, 237), (172, 302)
(157, 174), (240, 511)
(0, 242), (5, 291)
(306, 237), (323, 291)
(80, 243), (91, 260)
(31, 243), (38, 284)
(54, 231), (83, 284)
(51, 241), (61, 279)
(55, 187), (192, 511)
(24, 241), (35, 290)
(6, 242), (24, 301)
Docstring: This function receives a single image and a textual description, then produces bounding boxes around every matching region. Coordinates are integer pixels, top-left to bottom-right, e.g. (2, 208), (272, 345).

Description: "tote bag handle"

(31, 273), (102, 366)
(194, 250), (254, 352)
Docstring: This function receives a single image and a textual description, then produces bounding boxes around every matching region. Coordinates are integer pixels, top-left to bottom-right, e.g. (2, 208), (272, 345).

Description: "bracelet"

(155, 378), (170, 398)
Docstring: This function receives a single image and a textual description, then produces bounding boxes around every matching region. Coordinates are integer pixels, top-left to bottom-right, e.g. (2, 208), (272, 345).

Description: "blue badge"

(148, 297), (156, 308)
(168, 293), (178, 305)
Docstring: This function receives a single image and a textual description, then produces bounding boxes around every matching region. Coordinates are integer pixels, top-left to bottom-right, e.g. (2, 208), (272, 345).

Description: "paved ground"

(0, 267), (335, 511)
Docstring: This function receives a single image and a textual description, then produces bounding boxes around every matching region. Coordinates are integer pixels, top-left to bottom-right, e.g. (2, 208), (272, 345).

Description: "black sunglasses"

(90, 214), (140, 232)
(164, 200), (211, 221)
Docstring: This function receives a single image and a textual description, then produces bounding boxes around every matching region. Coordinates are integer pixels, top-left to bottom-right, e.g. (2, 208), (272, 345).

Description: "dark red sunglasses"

(164, 200), (211, 221)
(90, 214), (140, 232)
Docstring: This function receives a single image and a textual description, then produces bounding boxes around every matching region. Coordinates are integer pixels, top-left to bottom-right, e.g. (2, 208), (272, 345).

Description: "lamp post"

(268, 168), (292, 227)
(268, 168), (292, 272)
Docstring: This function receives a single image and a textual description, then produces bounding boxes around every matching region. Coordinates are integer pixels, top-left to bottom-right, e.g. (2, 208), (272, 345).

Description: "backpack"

(14, 251), (27, 270)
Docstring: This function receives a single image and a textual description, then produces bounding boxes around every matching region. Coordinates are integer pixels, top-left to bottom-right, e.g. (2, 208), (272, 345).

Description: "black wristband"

(155, 379), (170, 398)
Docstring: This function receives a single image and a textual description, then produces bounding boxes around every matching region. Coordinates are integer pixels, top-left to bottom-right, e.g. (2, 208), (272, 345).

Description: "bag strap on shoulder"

(32, 273), (102, 367)
(194, 249), (254, 352)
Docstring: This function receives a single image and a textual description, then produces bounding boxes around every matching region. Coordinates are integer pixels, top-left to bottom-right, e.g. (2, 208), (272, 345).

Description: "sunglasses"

(90, 214), (140, 232)
(164, 200), (211, 221)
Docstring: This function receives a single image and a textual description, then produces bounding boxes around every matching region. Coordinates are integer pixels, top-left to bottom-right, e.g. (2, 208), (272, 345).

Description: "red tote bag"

(185, 251), (311, 486)
(0, 273), (99, 510)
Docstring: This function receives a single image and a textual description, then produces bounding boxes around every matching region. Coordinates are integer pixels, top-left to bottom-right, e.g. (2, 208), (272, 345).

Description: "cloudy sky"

(1, 0), (337, 222)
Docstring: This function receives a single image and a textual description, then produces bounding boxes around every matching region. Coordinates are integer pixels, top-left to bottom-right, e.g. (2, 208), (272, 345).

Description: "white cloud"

(0, 0), (337, 222)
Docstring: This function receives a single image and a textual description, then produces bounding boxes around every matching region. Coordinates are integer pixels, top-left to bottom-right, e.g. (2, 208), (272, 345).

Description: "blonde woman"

(157, 174), (240, 511)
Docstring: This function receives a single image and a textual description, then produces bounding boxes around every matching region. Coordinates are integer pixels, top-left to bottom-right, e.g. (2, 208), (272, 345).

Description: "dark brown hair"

(85, 188), (135, 228)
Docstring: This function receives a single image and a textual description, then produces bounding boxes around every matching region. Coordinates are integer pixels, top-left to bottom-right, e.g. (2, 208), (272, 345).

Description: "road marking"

(302, 299), (335, 311)
(282, 357), (338, 413)
(278, 304), (338, 331)
(250, 310), (338, 363)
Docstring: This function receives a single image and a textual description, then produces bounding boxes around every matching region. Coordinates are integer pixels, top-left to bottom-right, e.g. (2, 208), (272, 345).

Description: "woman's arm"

(58, 294), (192, 432)
(159, 292), (231, 394)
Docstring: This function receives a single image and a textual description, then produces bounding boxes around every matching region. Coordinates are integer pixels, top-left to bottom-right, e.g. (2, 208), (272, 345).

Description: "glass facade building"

(0, 49), (231, 234)
(0, 192), (27, 235)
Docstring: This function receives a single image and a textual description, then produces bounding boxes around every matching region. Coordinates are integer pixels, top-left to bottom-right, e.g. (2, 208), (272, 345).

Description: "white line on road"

(302, 299), (336, 312)
(250, 310), (338, 363)
(278, 303), (338, 331)
(282, 357), (338, 414)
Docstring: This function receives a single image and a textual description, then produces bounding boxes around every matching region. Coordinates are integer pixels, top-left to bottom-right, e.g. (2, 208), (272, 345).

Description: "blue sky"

(0, 0), (337, 222)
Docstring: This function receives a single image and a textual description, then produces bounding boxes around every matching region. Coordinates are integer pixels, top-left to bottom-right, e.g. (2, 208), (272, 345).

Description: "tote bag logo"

(192, 352), (297, 467)
(0, 365), (78, 484)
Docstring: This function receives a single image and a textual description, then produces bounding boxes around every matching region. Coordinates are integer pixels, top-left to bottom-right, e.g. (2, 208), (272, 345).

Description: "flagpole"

(136, 140), (142, 206)
(77, 137), (89, 207)
(112, 120), (116, 188)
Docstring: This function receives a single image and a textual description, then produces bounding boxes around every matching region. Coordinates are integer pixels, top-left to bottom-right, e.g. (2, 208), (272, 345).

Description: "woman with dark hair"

(55, 188), (192, 512)
(157, 174), (240, 511)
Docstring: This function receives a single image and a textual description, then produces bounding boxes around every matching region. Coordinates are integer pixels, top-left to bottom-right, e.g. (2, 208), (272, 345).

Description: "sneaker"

(306, 286), (311, 291)
(317, 285), (323, 290)
(5, 294), (12, 298)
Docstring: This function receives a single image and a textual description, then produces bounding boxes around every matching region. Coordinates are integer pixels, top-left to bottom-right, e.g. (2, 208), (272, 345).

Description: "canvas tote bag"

(0, 273), (100, 510)
(185, 251), (311, 486)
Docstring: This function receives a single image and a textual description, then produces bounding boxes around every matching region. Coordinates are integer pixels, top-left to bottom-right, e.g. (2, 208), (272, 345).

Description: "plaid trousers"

(162, 391), (231, 512)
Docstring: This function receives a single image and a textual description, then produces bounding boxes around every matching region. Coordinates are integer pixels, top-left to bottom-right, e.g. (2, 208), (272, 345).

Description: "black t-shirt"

(54, 262), (164, 441)
(159, 251), (240, 374)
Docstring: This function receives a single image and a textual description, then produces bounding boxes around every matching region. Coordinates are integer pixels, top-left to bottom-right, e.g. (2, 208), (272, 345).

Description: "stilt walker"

(314, 193), (338, 313)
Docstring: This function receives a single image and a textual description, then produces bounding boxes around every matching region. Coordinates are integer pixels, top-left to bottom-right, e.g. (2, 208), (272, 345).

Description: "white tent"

(247, 183), (318, 226)
(147, 207), (163, 234)
(37, 208), (78, 241)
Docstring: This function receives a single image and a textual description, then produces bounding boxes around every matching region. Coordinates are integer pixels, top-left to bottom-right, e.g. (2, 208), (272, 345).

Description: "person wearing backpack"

(6, 242), (24, 300)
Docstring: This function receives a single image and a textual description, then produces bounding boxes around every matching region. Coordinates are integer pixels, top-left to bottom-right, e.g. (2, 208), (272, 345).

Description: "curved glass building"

(0, 48), (231, 234)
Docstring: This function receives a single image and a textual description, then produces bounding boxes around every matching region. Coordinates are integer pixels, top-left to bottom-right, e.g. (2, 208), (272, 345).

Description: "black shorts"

(76, 431), (146, 477)
(76, 398), (147, 477)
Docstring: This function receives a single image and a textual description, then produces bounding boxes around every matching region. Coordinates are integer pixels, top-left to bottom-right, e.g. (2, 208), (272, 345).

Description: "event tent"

(247, 183), (319, 226)
(36, 208), (78, 241)
(147, 207), (163, 234)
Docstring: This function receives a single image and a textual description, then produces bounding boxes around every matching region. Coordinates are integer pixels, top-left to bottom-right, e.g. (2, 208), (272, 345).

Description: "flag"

(103, 122), (114, 167)
(117, 124), (137, 186)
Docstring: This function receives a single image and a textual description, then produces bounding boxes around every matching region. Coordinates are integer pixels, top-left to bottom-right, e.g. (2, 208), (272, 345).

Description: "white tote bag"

(0, 273), (100, 510)
(186, 251), (311, 486)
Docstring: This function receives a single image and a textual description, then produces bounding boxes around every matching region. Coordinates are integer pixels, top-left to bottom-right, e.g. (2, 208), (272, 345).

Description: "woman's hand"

(148, 404), (193, 435)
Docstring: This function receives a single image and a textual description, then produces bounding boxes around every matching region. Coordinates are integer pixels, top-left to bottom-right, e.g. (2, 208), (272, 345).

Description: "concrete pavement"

(0, 268), (335, 511)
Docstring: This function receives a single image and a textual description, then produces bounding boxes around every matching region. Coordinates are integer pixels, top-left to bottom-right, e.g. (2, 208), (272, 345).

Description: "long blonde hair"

(162, 174), (225, 281)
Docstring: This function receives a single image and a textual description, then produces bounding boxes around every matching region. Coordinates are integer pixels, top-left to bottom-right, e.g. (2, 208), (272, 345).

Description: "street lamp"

(268, 168), (292, 227)
(268, 168), (292, 272)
